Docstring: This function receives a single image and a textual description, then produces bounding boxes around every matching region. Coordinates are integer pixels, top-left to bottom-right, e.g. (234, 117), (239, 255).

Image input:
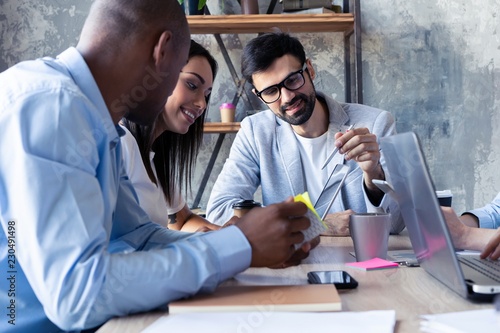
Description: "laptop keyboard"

(458, 256), (500, 283)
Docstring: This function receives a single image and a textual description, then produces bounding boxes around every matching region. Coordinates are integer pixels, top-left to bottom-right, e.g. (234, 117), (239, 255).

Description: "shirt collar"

(316, 91), (349, 125)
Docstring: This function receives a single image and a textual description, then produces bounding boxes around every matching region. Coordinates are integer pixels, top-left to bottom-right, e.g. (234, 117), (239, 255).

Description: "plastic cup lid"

(436, 190), (453, 198)
(232, 200), (261, 209)
(220, 102), (235, 109)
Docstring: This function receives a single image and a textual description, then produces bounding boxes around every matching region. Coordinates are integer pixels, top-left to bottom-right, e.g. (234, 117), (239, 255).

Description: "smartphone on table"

(307, 270), (358, 289)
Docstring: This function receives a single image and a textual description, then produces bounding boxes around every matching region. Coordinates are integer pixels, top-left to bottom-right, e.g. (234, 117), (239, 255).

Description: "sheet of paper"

(141, 310), (396, 333)
(421, 308), (500, 333)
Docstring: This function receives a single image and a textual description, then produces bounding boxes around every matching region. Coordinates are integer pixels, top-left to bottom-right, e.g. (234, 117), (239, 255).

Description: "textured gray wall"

(1, 0), (499, 216)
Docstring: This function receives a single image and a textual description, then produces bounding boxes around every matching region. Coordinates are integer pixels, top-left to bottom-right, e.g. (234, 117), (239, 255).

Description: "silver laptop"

(379, 131), (500, 302)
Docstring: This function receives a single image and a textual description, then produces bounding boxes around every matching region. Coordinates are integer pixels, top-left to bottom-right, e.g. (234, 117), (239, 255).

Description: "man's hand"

(334, 128), (384, 203)
(322, 209), (355, 236)
(442, 207), (498, 254)
(235, 197), (310, 267)
(480, 229), (500, 260)
(269, 236), (321, 269)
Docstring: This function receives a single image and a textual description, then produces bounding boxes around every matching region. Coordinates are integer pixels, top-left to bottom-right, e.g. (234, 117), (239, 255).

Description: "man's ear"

(305, 58), (315, 80)
(252, 87), (257, 96)
(153, 30), (174, 68)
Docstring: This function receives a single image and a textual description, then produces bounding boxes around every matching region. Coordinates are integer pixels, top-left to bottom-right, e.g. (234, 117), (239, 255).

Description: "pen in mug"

(320, 123), (355, 170)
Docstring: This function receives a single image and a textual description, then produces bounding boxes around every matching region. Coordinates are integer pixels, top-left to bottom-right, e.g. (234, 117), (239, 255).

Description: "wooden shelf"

(203, 122), (241, 133)
(187, 14), (354, 35)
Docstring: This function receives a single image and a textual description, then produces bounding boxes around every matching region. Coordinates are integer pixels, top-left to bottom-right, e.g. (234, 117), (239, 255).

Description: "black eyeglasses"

(254, 65), (307, 104)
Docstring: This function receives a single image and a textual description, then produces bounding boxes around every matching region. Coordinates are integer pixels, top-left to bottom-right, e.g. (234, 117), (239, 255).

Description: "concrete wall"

(1, 0), (498, 215)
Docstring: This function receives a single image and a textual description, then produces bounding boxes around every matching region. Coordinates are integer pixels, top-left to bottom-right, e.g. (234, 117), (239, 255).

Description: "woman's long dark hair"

(123, 39), (218, 205)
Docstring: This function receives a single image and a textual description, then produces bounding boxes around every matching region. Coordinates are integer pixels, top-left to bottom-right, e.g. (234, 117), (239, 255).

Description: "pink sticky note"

(345, 257), (399, 271)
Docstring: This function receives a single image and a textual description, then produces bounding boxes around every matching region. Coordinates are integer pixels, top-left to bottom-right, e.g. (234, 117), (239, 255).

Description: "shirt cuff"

(201, 226), (252, 281)
(362, 182), (386, 213)
(463, 209), (494, 229)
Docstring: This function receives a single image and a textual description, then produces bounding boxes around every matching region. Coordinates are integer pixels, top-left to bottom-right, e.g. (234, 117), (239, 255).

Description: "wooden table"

(97, 233), (492, 333)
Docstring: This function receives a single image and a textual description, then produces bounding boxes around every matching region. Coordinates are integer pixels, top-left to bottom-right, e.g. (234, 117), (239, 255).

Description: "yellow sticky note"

(294, 192), (328, 249)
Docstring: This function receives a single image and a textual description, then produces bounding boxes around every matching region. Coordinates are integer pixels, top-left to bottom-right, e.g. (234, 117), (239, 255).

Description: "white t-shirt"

(294, 131), (332, 205)
(120, 126), (185, 227)
(294, 129), (381, 214)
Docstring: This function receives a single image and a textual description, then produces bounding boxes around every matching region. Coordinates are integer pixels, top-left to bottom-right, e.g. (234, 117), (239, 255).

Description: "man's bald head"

(80, 0), (189, 52)
(77, 0), (191, 125)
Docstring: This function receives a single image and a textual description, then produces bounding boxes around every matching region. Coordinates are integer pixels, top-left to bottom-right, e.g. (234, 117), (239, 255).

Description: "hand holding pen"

(321, 124), (355, 170)
(323, 124), (385, 201)
(328, 127), (385, 201)
(333, 125), (380, 166)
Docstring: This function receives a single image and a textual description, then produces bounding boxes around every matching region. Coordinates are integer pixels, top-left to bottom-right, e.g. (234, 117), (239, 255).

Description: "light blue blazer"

(206, 92), (405, 234)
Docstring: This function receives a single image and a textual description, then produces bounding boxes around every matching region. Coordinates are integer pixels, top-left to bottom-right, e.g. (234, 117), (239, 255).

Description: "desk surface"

(97, 234), (492, 333)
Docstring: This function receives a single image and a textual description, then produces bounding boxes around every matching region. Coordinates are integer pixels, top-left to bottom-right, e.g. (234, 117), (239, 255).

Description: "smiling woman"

(120, 39), (221, 232)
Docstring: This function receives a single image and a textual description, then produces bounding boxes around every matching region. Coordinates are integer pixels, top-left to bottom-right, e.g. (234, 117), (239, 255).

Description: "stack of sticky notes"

(294, 192), (327, 249)
(345, 258), (399, 271)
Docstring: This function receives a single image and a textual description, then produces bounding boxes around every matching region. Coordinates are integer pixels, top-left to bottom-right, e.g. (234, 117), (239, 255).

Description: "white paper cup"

(220, 103), (235, 123)
(436, 190), (453, 207)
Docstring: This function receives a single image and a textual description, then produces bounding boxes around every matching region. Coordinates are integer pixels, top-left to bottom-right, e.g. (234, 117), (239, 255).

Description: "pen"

(321, 123), (355, 170)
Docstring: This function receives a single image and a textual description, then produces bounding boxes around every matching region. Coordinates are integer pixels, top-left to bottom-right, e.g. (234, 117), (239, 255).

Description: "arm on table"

(442, 207), (500, 259)
(167, 204), (221, 232)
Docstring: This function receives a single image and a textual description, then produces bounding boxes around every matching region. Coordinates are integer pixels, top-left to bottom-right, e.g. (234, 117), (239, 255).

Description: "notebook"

(378, 131), (500, 302)
(168, 284), (341, 314)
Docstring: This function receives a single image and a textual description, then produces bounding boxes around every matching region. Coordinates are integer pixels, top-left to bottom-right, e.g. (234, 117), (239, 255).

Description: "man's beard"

(277, 91), (316, 125)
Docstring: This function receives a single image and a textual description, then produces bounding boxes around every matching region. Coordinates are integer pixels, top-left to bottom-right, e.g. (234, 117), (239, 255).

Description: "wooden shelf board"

(187, 14), (354, 34)
(204, 122), (241, 133)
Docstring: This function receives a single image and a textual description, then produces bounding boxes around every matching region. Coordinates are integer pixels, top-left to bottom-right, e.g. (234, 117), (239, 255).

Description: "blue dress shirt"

(0, 47), (251, 332)
(466, 192), (500, 229)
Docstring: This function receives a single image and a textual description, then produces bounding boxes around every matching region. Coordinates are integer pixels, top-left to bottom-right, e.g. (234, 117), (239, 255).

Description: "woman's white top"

(120, 126), (185, 227)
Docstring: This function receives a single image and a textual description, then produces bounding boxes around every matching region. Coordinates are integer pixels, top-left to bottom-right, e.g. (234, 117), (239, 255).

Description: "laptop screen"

(379, 132), (468, 298)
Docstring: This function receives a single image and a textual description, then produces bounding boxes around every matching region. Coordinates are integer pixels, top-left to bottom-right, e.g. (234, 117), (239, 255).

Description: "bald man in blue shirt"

(0, 1), (310, 332)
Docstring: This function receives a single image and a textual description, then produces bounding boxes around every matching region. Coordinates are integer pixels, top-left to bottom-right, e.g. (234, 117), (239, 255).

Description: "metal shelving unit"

(190, 0), (362, 208)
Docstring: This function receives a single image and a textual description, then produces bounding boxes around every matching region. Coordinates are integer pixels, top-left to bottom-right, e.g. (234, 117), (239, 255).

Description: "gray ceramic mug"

(349, 213), (391, 262)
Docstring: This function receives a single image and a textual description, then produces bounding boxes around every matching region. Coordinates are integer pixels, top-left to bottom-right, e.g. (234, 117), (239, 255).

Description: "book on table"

(168, 284), (341, 314)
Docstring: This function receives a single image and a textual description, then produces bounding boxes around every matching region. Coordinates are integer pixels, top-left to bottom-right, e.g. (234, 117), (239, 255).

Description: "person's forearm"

(168, 204), (219, 232)
(460, 213), (479, 228)
(86, 226), (249, 328)
(182, 215), (221, 232)
(461, 227), (495, 251)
